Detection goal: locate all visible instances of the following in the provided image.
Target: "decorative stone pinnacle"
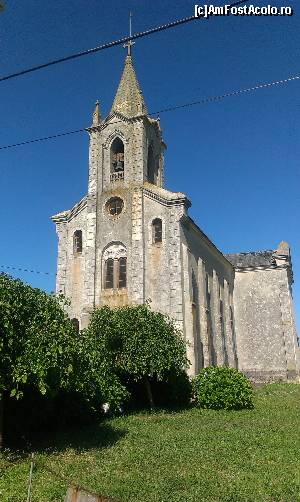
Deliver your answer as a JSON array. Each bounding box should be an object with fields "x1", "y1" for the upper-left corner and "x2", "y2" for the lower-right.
[{"x1": 92, "y1": 100, "x2": 101, "y2": 126}]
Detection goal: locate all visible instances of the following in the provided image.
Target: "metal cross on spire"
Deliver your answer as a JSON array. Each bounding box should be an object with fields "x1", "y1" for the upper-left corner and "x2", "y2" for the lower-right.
[{"x1": 123, "y1": 12, "x2": 135, "y2": 56}]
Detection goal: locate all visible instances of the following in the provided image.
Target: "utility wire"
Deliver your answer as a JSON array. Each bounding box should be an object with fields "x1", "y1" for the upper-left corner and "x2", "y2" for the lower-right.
[
  {"x1": 0, "y1": 128, "x2": 86, "y2": 150},
  {"x1": 0, "y1": 73, "x2": 299, "y2": 151},
  {"x1": 0, "y1": 0, "x2": 250, "y2": 83},
  {"x1": 0, "y1": 264, "x2": 55, "y2": 276},
  {"x1": 153, "y1": 74, "x2": 300, "y2": 114}
]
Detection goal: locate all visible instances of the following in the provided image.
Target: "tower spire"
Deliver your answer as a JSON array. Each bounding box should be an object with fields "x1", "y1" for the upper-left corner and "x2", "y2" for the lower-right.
[{"x1": 111, "y1": 17, "x2": 148, "y2": 118}]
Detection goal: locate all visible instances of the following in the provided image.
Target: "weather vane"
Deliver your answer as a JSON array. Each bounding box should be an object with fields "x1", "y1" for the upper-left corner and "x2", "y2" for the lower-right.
[{"x1": 123, "y1": 12, "x2": 135, "y2": 56}]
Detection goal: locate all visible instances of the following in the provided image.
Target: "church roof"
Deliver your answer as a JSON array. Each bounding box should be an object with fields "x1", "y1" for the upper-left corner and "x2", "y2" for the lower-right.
[
  {"x1": 225, "y1": 250, "x2": 276, "y2": 268},
  {"x1": 111, "y1": 55, "x2": 148, "y2": 118}
]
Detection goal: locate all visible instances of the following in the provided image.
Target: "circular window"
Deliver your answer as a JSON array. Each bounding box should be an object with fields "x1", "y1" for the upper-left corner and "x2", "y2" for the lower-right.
[{"x1": 106, "y1": 197, "x2": 124, "y2": 216}]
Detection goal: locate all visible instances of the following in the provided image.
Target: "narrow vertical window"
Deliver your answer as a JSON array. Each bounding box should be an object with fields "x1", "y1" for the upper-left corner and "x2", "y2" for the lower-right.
[
  {"x1": 205, "y1": 274, "x2": 210, "y2": 308},
  {"x1": 118, "y1": 257, "x2": 127, "y2": 288},
  {"x1": 71, "y1": 318, "x2": 80, "y2": 333},
  {"x1": 229, "y1": 306, "x2": 234, "y2": 332},
  {"x1": 152, "y1": 218, "x2": 162, "y2": 243},
  {"x1": 147, "y1": 145, "x2": 155, "y2": 184},
  {"x1": 192, "y1": 271, "x2": 198, "y2": 304},
  {"x1": 105, "y1": 258, "x2": 114, "y2": 289},
  {"x1": 73, "y1": 230, "x2": 82, "y2": 254}
]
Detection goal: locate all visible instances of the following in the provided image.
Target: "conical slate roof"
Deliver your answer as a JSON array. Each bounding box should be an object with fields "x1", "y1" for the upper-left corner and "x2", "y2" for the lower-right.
[{"x1": 111, "y1": 55, "x2": 148, "y2": 117}]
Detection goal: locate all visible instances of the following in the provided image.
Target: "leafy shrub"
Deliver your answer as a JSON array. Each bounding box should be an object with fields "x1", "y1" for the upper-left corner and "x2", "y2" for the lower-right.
[{"x1": 192, "y1": 366, "x2": 254, "y2": 410}]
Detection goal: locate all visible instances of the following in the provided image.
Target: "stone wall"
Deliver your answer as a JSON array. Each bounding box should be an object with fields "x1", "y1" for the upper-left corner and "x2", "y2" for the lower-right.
[
  {"x1": 233, "y1": 265, "x2": 300, "y2": 381},
  {"x1": 180, "y1": 218, "x2": 237, "y2": 375}
]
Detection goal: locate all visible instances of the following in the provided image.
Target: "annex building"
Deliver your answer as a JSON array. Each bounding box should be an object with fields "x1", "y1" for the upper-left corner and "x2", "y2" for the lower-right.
[{"x1": 52, "y1": 46, "x2": 299, "y2": 382}]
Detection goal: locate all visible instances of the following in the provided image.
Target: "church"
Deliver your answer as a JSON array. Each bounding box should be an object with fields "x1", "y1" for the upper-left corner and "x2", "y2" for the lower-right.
[{"x1": 52, "y1": 44, "x2": 299, "y2": 382}]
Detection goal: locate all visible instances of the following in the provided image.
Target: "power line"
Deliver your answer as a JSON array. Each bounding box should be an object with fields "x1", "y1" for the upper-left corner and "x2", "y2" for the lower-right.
[
  {"x1": 0, "y1": 0, "x2": 250, "y2": 83},
  {"x1": 0, "y1": 128, "x2": 86, "y2": 150},
  {"x1": 0, "y1": 73, "x2": 299, "y2": 151},
  {"x1": 153, "y1": 74, "x2": 300, "y2": 114},
  {"x1": 0, "y1": 264, "x2": 55, "y2": 276}
]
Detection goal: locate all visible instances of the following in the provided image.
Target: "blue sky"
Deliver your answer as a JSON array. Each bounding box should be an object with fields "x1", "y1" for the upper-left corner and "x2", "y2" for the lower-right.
[{"x1": 0, "y1": 0, "x2": 299, "y2": 329}]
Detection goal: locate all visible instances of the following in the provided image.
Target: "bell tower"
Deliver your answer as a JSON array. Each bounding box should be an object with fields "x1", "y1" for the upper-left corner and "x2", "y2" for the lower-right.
[{"x1": 87, "y1": 47, "x2": 166, "y2": 197}]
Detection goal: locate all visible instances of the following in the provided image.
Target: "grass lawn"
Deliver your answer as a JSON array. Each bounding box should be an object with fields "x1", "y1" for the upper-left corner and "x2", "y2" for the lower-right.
[{"x1": 1, "y1": 383, "x2": 300, "y2": 502}]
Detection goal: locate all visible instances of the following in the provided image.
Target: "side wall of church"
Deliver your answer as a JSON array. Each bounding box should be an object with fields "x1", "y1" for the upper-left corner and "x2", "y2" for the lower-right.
[
  {"x1": 233, "y1": 267, "x2": 300, "y2": 381},
  {"x1": 180, "y1": 221, "x2": 237, "y2": 376}
]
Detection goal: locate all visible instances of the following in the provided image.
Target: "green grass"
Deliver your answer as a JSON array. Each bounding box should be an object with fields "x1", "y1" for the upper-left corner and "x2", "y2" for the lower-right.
[{"x1": 1, "y1": 383, "x2": 300, "y2": 502}]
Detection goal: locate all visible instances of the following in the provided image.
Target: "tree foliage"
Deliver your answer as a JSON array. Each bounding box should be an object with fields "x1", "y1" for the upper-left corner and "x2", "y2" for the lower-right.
[
  {"x1": 0, "y1": 274, "x2": 128, "y2": 446},
  {"x1": 85, "y1": 303, "x2": 189, "y2": 406},
  {"x1": 0, "y1": 273, "x2": 77, "y2": 400}
]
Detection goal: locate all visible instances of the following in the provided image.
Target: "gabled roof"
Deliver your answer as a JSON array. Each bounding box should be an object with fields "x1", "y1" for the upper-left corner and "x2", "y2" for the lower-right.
[
  {"x1": 111, "y1": 55, "x2": 148, "y2": 118},
  {"x1": 225, "y1": 250, "x2": 276, "y2": 268}
]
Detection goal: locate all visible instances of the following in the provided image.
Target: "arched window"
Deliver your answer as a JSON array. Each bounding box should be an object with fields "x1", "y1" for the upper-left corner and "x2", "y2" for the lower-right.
[
  {"x1": 103, "y1": 243, "x2": 127, "y2": 290},
  {"x1": 111, "y1": 138, "x2": 124, "y2": 173},
  {"x1": 71, "y1": 318, "x2": 80, "y2": 333},
  {"x1": 152, "y1": 218, "x2": 162, "y2": 244},
  {"x1": 73, "y1": 230, "x2": 82, "y2": 254}
]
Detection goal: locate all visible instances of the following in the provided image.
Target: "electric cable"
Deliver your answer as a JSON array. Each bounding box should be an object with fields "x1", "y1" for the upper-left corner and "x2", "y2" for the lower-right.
[
  {"x1": 0, "y1": 73, "x2": 299, "y2": 151},
  {"x1": 0, "y1": 0, "x2": 250, "y2": 83}
]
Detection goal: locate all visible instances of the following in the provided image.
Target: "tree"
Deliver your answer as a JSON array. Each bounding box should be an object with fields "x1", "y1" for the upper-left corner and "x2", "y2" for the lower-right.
[
  {"x1": 0, "y1": 274, "x2": 78, "y2": 448},
  {"x1": 85, "y1": 304, "x2": 189, "y2": 408},
  {"x1": 0, "y1": 274, "x2": 128, "y2": 448}
]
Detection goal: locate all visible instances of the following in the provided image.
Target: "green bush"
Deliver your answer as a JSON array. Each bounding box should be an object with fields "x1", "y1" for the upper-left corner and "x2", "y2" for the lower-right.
[{"x1": 192, "y1": 366, "x2": 254, "y2": 410}]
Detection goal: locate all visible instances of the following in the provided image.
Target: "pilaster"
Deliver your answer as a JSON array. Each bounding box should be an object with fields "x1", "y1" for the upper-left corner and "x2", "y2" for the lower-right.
[
  {"x1": 212, "y1": 270, "x2": 224, "y2": 365},
  {"x1": 181, "y1": 244, "x2": 196, "y2": 376},
  {"x1": 223, "y1": 280, "x2": 236, "y2": 367},
  {"x1": 130, "y1": 188, "x2": 145, "y2": 303}
]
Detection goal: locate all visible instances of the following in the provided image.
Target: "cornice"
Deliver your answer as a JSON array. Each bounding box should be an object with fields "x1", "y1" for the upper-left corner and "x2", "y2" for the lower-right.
[
  {"x1": 143, "y1": 186, "x2": 190, "y2": 208},
  {"x1": 51, "y1": 196, "x2": 87, "y2": 224}
]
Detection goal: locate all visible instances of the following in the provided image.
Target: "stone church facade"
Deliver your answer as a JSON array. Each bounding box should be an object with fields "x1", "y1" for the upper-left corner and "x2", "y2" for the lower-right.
[{"x1": 52, "y1": 50, "x2": 299, "y2": 382}]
